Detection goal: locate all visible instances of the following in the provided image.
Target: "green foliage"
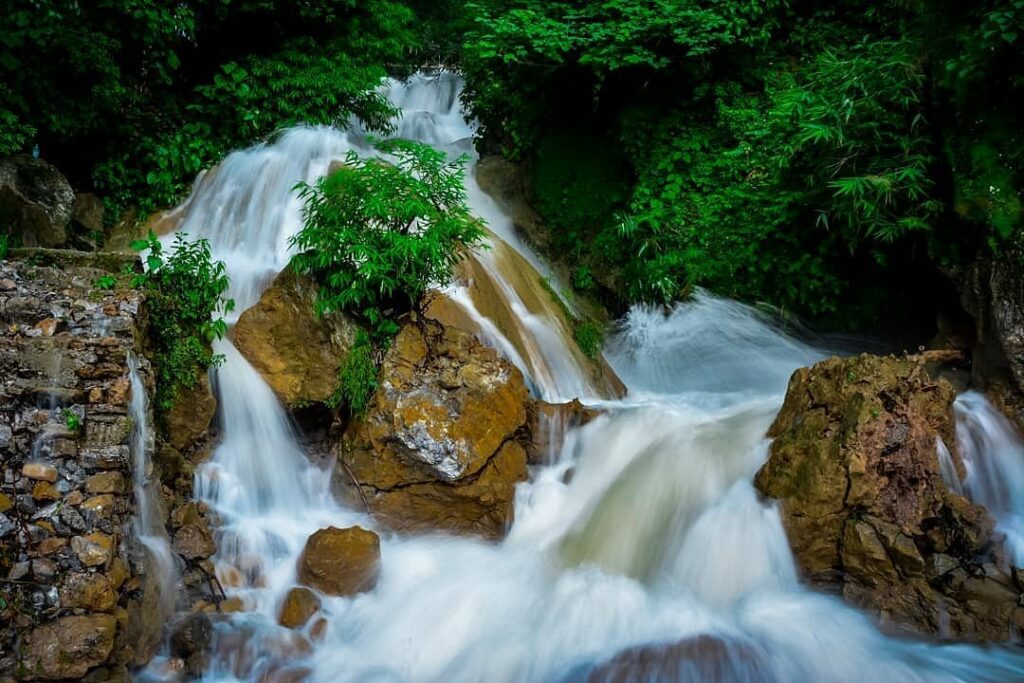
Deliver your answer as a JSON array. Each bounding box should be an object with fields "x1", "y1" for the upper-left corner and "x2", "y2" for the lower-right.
[
  {"x1": 93, "y1": 275, "x2": 117, "y2": 290},
  {"x1": 290, "y1": 140, "x2": 486, "y2": 340},
  {"x1": 0, "y1": 235, "x2": 7, "y2": 260},
  {"x1": 573, "y1": 320, "x2": 605, "y2": 360},
  {"x1": 62, "y1": 408, "x2": 81, "y2": 432},
  {"x1": 328, "y1": 331, "x2": 379, "y2": 416},
  {"x1": 131, "y1": 232, "x2": 233, "y2": 413}
]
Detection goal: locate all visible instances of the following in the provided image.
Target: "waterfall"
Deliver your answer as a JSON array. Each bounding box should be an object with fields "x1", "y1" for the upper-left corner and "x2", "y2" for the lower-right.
[
  {"x1": 954, "y1": 391, "x2": 1024, "y2": 564},
  {"x1": 145, "y1": 72, "x2": 1024, "y2": 682},
  {"x1": 127, "y1": 354, "x2": 180, "y2": 621}
]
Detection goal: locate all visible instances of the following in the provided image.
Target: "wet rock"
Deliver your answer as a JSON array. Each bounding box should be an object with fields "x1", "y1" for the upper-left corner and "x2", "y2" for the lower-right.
[
  {"x1": 31, "y1": 480, "x2": 60, "y2": 502},
  {"x1": 173, "y1": 521, "x2": 217, "y2": 560},
  {"x1": 85, "y1": 471, "x2": 124, "y2": 494},
  {"x1": 582, "y1": 635, "x2": 776, "y2": 683},
  {"x1": 755, "y1": 353, "x2": 1024, "y2": 640},
  {"x1": 525, "y1": 398, "x2": 603, "y2": 464},
  {"x1": 21, "y1": 614, "x2": 118, "y2": 679},
  {"x1": 233, "y1": 268, "x2": 359, "y2": 406},
  {"x1": 164, "y1": 372, "x2": 217, "y2": 451},
  {"x1": 72, "y1": 532, "x2": 113, "y2": 567},
  {"x1": 72, "y1": 192, "x2": 105, "y2": 235},
  {"x1": 0, "y1": 155, "x2": 74, "y2": 247},
  {"x1": 279, "y1": 586, "x2": 320, "y2": 628},
  {"x1": 337, "y1": 318, "x2": 529, "y2": 538},
  {"x1": 170, "y1": 613, "x2": 213, "y2": 674},
  {"x1": 297, "y1": 526, "x2": 380, "y2": 597},
  {"x1": 22, "y1": 462, "x2": 58, "y2": 482},
  {"x1": 60, "y1": 572, "x2": 116, "y2": 611}
]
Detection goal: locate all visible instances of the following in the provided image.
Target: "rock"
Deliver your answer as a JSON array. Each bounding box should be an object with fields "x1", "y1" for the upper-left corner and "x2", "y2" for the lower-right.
[
  {"x1": 0, "y1": 155, "x2": 74, "y2": 248},
  {"x1": 31, "y1": 480, "x2": 60, "y2": 501},
  {"x1": 34, "y1": 318, "x2": 63, "y2": 337},
  {"x1": 22, "y1": 462, "x2": 58, "y2": 482},
  {"x1": 525, "y1": 398, "x2": 603, "y2": 464},
  {"x1": 755, "y1": 353, "x2": 1024, "y2": 640},
  {"x1": 278, "y1": 586, "x2": 320, "y2": 628},
  {"x1": 72, "y1": 533, "x2": 114, "y2": 567},
  {"x1": 60, "y1": 572, "x2": 116, "y2": 611},
  {"x1": 337, "y1": 318, "x2": 530, "y2": 538},
  {"x1": 82, "y1": 494, "x2": 117, "y2": 519},
  {"x1": 21, "y1": 614, "x2": 118, "y2": 679},
  {"x1": 173, "y1": 521, "x2": 216, "y2": 560},
  {"x1": 297, "y1": 526, "x2": 380, "y2": 597},
  {"x1": 85, "y1": 471, "x2": 124, "y2": 494},
  {"x1": 163, "y1": 372, "x2": 216, "y2": 451},
  {"x1": 582, "y1": 635, "x2": 775, "y2": 683},
  {"x1": 72, "y1": 193, "x2": 105, "y2": 234},
  {"x1": 169, "y1": 613, "x2": 213, "y2": 662},
  {"x1": 233, "y1": 268, "x2": 359, "y2": 406},
  {"x1": 0, "y1": 494, "x2": 10, "y2": 513}
]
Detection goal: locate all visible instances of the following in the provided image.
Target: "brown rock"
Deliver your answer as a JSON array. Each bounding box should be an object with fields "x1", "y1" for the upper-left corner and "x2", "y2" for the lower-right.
[
  {"x1": 60, "y1": 572, "x2": 116, "y2": 611},
  {"x1": 233, "y1": 268, "x2": 359, "y2": 406},
  {"x1": 525, "y1": 398, "x2": 603, "y2": 464},
  {"x1": 73, "y1": 192, "x2": 105, "y2": 234},
  {"x1": 22, "y1": 462, "x2": 58, "y2": 482},
  {"x1": 297, "y1": 526, "x2": 380, "y2": 597},
  {"x1": 164, "y1": 372, "x2": 217, "y2": 451},
  {"x1": 85, "y1": 471, "x2": 125, "y2": 494},
  {"x1": 337, "y1": 319, "x2": 530, "y2": 539},
  {"x1": 174, "y1": 521, "x2": 216, "y2": 560},
  {"x1": 37, "y1": 537, "x2": 67, "y2": 555},
  {"x1": 82, "y1": 494, "x2": 117, "y2": 519},
  {"x1": 586, "y1": 635, "x2": 776, "y2": 683},
  {"x1": 34, "y1": 317, "x2": 64, "y2": 337},
  {"x1": 31, "y1": 480, "x2": 60, "y2": 501},
  {"x1": 21, "y1": 614, "x2": 118, "y2": 679},
  {"x1": 72, "y1": 532, "x2": 114, "y2": 567},
  {"x1": 0, "y1": 493, "x2": 11, "y2": 513},
  {"x1": 278, "y1": 586, "x2": 321, "y2": 628},
  {"x1": 755, "y1": 353, "x2": 1024, "y2": 640}
]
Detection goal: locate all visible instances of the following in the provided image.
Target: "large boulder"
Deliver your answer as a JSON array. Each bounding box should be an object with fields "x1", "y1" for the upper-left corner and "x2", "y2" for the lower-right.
[
  {"x1": 336, "y1": 317, "x2": 530, "y2": 539},
  {"x1": 579, "y1": 636, "x2": 775, "y2": 683},
  {"x1": 297, "y1": 526, "x2": 380, "y2": 597},
  {"x1": 0, "y1": 155, "x2": 74, "y2": 248},
  {"x1": 21, "y1": 614, "x2": 118, "y2": 679},
  {"x1": 755, "y1": 353, "x2": 1024, "y2": 640},
  {"x1": 233, "y1": 268, "x2": 359, "y2": 406},
  {"x1": 163, "y1": 372, "x2": 217, "y2": 451}
]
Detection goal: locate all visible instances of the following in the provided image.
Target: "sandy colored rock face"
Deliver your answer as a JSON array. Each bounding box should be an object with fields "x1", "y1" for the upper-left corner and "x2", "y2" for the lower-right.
[
  {"x1": 21, "y1": 614, "x2": 118, "y2": 680},
  {"x1": 163, "y1": 372, "x2": 217, "y2": 451},
  {"x1": 297, "y1": 526, "x2": 380, "y2": 597},
  {"x1": 337, "y1": 319, "x2": 530, "y2": 539},
  {"x1": 233, "y1": 268, "x2": 358, "y2": 406},
  {"x1": 756, "y1": 353, "x2": 1024, "y2": 641}
]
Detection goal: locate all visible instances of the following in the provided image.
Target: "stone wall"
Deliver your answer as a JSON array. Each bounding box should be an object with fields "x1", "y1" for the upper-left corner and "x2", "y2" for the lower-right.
[{"x1": 0, "y1": 251, "x2": 164, "y2": 680}]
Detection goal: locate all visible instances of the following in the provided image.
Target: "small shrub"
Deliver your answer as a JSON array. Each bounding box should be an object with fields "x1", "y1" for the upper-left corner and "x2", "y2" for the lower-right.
[
  {"x1": 93, "y1": 275, "x2": 116, "y2": 290},
  {"x1": 131, "y1": 231, "x2": 234, "y2": 413},
  {"x1": 327, "y1": 331, "x2": 379, "y2": 416},
  {"x1": 62, "y1": 408, "x2": 81, "y2": 431}
]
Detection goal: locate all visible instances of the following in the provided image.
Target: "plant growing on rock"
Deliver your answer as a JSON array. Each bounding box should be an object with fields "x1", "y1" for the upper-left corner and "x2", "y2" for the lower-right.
[
  {"x1": 290, "y1": 139, "x2": 485, "y2": 410},
  {"x1": 291, "y1": 140, "x2": 486, "y2": 337},
  {"x1": 131, "y1": 231, "x2": 234, "y2": 413}
]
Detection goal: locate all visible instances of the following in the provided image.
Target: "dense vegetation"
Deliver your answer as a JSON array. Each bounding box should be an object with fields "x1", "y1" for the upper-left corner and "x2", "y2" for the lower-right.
[
  {"x1": 2, "y1": 0, "x2": 1021, "y2": 330},
  {"x1": 130, "y1": 232, "x2": 234, "y2": 413},
  {"x1": 291, "y1": 140, "x2": 485, "y2": 413}
]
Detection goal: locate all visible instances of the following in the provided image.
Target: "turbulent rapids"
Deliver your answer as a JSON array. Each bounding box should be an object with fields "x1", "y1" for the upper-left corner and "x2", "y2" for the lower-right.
[{"x1": 140, "y1": 73, "x2": 1024, "y2": 682}]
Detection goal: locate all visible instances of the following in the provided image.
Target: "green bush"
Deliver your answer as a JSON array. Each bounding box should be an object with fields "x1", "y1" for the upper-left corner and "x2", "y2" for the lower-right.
[
  {"x1": 290, "y1": 139, "x2": 486, "y2": 340},
  {"x1": 328, "y1": 331, "x2": 379, "y2": 417},
  {"x1": 131, "y1": 232, "x2": 234, "y2": 413}
]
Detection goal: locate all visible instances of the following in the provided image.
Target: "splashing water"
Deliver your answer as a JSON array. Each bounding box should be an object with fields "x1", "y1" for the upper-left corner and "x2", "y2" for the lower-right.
[
  {"x1": 954, "y1": 391, "x2": 1024, "y2": 564},
  {"x1": 149, "y1": 72, "x2": 1024, "y2": 682}
]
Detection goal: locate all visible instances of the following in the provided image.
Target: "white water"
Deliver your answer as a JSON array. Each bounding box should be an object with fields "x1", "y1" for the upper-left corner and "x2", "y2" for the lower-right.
[
  {"x1": 954, "y1": 392, "x2": 1024, "y2": 565},
  {"x1": 146, "y1": 73, "x2": 1024, "y2": 682}
]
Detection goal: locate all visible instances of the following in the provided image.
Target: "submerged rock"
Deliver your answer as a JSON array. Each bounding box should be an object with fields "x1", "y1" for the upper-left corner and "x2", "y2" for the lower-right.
[
  {"x1": 0, "y1": 155, "x2": 74, "y2": 248},
  {"x1": 581, "y1": 635, "x2": 776, "y2": 683},
  {"x1": 336, "y1": 318, "x2": 529, "y2": 539},
  {"x1": 233, "y1": 268, "x2": 358, "y2": 406},
  {"x1": 756, "y1": 353, "x2": 1024, "y2": 640},
  {"x1": 279, "y1": 586, "x2": 321, "y2": 628},
  {"x1": 297, "y1": 526, "x2": 380, "y2": 597}
]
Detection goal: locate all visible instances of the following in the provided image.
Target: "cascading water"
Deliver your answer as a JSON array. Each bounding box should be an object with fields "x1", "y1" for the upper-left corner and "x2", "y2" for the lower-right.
[
  {"x1": 148, "y1": 72, "x2": 1024, "y2": 682},
  {"x1": 954, "y1": 391, "x2": 1024, "y2": 565}
]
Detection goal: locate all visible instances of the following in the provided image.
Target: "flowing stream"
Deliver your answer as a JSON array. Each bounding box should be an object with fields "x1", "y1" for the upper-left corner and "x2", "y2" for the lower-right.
[{"x1": 150, "y1": 72, "x2": 1024, "y2": 682}]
